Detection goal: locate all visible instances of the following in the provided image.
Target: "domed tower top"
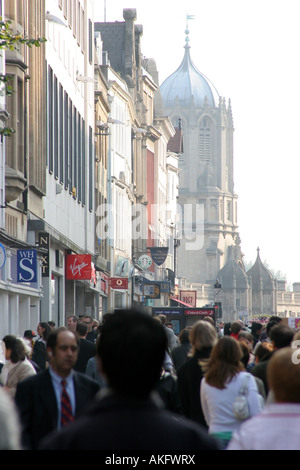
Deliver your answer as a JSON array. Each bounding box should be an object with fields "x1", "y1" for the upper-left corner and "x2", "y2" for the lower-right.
[{"x1": 160, "y1": 21, "x2": 219, "y2": 108}]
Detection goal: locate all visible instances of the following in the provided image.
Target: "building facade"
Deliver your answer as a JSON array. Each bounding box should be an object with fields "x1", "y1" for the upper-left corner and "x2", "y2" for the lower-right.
[{"x1": 0, "y1": 0, "x2": 45, "y2": 340}]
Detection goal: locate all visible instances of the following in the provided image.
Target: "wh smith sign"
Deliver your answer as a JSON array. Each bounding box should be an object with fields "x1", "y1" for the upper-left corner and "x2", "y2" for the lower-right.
[{"x1": 17, "y1": 249, "x2": 38, "y2": 283}]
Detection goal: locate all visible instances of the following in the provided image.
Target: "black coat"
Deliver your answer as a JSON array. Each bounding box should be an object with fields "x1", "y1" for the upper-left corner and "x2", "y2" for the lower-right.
[
  {"x1": 14, "y1": 368, "x2": 100, "y2": 450},
  {"x1": 31, "y1": 339, "x2": 48, "y2": 371},
  {"x1": 40, "y1": 393, "x2": 220, "y2": 450},
  {"x1": 251, "y1": 350, "x2": 274, "y2": 396},
  {"x1": 177, "y1": 347, "x2": 212, "y2": 428},
  {"x1": 171, "y1": 343, "x2": 191, "y2": 372},
  {"x1": 74, "y1": 338, "x2": 96, "y2": 373}
]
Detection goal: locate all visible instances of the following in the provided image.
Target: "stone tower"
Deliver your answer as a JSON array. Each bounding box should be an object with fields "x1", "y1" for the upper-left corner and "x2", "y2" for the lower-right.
[{"x1": 160, "y1": 27, "x2": 240, "y2": 287}]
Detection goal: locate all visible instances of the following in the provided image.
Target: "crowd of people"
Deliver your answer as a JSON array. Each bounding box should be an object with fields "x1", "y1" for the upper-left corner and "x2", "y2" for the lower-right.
[{"x1": 0, "y1": 310, "x2": 299, "y2": 451}]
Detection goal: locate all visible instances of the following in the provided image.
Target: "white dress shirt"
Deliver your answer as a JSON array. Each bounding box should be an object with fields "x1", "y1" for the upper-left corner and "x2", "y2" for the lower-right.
[{"x1": 227, "y1": 403, "x2": 300, "y2": 450}]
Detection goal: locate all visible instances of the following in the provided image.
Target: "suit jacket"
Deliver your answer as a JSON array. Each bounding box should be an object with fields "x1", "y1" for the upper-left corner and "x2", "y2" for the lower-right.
[
  {"x1": 40, "y1": 392, "x2": 220, "y2": 450},
  {"x1": 74, "y1": 338, "x2": 96, "y2": 373},
  {"x1": 15, "y1": 368, "x2": 100, "y2": 450}
]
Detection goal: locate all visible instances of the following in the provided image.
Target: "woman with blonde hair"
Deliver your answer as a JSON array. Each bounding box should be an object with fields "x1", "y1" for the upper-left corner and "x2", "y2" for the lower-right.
[
  {"x1": 177, "y1": 320, "x2": 218, "y2": 427},
  {"x1": 200, "y1": 336, "x2": 262, "y2": 448}
]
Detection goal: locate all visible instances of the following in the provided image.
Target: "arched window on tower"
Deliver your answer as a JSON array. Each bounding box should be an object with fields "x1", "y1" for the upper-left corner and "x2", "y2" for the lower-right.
[{"x1": 198, "y1": 118, "x2": 211, "y2": 162}]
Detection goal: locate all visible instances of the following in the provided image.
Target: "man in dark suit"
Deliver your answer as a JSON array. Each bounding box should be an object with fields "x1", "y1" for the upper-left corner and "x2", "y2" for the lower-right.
[
  {"x1": 40, "y1": 309, "x2": 220, "y2": 451},
  {"x1": 15, "y1": 327, "x2": 100, "y2": 450}
]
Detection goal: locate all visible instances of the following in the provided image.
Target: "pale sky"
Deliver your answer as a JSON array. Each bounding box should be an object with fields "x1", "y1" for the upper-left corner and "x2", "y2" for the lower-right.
[{"x1": 95, "y1": 0, "x2": 300, "y2": 285}]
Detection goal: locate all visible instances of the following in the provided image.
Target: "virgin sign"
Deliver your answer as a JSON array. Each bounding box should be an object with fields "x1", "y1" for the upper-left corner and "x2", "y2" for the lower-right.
[{"x1": 66, "y1": 254, "x2": 92, "y2": 280}]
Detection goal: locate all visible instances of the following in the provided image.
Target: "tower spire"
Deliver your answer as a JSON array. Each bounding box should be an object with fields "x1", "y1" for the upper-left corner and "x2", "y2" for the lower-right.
[{"x1": 185, "y1": 14, "x2": 195, "y2": 48}]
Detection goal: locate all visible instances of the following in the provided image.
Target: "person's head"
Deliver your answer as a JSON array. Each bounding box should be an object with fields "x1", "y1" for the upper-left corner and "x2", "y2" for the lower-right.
[
  {"x1": 238, "y1": 331, "x2": 254, "y2": 352},
  {"x1": 47, "y1": 321, "x2": 56, "y2": 331},
  {"x1": 82, "y1": 315, "x2": 94, "y2": 332},
  {"x1": 205, "y1": 336, "x2": 244, "y2": 389},
  {"x1": 269, "y1": 324, "x2": 294, "y2": 350},
  {"x1": 239, "y1": 341, "x2": 250, "y2": 369},
  {"x1": 66, "y1": 315, "x2": 78, "y2": 333},
  {"x1": 223, "y1": 322, "x2": 232, "y2": 336},
  {"x1": 188, "y1": 320, "x2": 218, "y2": 356},
  {"x1": 158, "y1": 314, "x2": 166, "y2": 325},
  {"x1": 37, "y1": 322, "x2": 52, "y2": 340},
  {"x1": 23, "y1": 330, "x2": 36, "y2": 345},
  {"x1": 202, "y1": 316, "x2": 215, "y2": 326},
  {"x1": 178, "y1": 328, "x2": 191, "y2": 345},
  {"x1": 98, "y1": 313, "x2": 114, "y2": 335},
  {"x1": 46, "y1": 328, "x2": 79, "y2": 378},
  {"x1": 166, "y1": 322, "x2": 173, "y2": 330},
  {"x1": 268, "y1": 316, "x2": 282, "y2": 325},
  {"x1": 24, "y1": 330, "x2": 36, "y2": 339},
  {"x1": 267, "y1": 347, "x2": 300, "y2": 403},
  {"x1": 76, "y1": 322, "x2": 88, "y2": 338},
  {"x1": 254, "y1": 342, "x2": 272, "y2": 364},
  {"x1": 266, "y1": 320, "x2": 278, "y2": 338},
  {"x1": 230, "y1": 321, "x2": 242, "y2": 335},
  {"x1": 251, "y1": 322, "x2": 263, "y2": 336},
  {"x1": 96, "y1": 309, "x2": 167, "y2": 398},
  {"x1": 2, "y1": 335, "x2": 30, "y2": 363}
]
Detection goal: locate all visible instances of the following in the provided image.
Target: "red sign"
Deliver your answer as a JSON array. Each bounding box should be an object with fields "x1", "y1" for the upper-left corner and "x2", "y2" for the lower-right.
[
  {"x1": 101, "y1": 273, "x2": 109, "y2": 294},
  {"x1": 110, "y1": 278, "x2": 128, "y2": 289},
  {"x1": 184, "y1": 309, "x2": 215, "y2": 316},
  {"x1": 66, "y1": 254, "x2": 92, "y2": 280}
]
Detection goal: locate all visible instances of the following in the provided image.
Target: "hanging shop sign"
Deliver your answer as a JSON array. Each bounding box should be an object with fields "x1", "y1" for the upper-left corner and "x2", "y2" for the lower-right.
[
  {"x1": 159, "y1": 281, "x2": 171, "y2": 293},
  {"x1": 90, "y1": 262, "x2": 97, "y2": 287},
  {"x1": 137, "y1": 254, "x2": 152, "y2": 270},
  {"x1": 115, "y1": 256, "x2": 129, "y2": 277},
  {"x1": 17, "y1": 249, "x2": 38, "y2": 283},
  {"x1": 148, "y1": 247, "x2": 168, "y2": 266},
  {"x1": 0, "y1": 243, "x2": 6, "y2": 269},
  {"x1": 66, "y1": 254, "x2": 92, "y2": 280},
  {"x1": 143, "y1": 283, "x2": 161, "y2": 299},
  {"x1": 100, "y1": 272, "x2": 109, "y2": 294},
  {"x1": 39, "y1": 232, "x2": 50, "y2": 277},
  {"x1": 180, "y1": 290, "x2": 197, "y2": 307},
  {"x1": 110, "y1": 277, "x2": 128, "y2": 289}
]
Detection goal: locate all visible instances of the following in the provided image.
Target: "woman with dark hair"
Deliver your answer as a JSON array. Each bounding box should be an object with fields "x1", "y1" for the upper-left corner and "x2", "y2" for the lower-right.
[
  {"x1": 200, "y1": 336, "x2": 262, "y2": 448},
  {"x1": 177, "y1": 320, "x2": 218, "y2": 427},
  {"x1": 32, "y1": 322, "x2": 52, "y2": 371},
  {"x1": 0, "y1": 335, "x2": 36, "y2": 398}
]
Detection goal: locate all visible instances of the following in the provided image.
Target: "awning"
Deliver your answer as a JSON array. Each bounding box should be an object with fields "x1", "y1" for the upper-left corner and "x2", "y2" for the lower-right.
[{"x1": 170, "y1": 296, "x2": 194, "y2": 308}]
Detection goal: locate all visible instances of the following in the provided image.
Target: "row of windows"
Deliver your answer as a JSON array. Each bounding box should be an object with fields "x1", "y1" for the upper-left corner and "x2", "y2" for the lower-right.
[
  {"x1": 47, "y1": 65, "x2": 93, "y2": 211},
  {"x1": 58, "y1": 0, "x2": 93, "y2": 63}
]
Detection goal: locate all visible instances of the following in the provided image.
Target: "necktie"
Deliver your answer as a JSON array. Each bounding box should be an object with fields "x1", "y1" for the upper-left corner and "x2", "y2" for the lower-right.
[{"x1": 60, "y1": 379, "x2": 74, "y2": 426}]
